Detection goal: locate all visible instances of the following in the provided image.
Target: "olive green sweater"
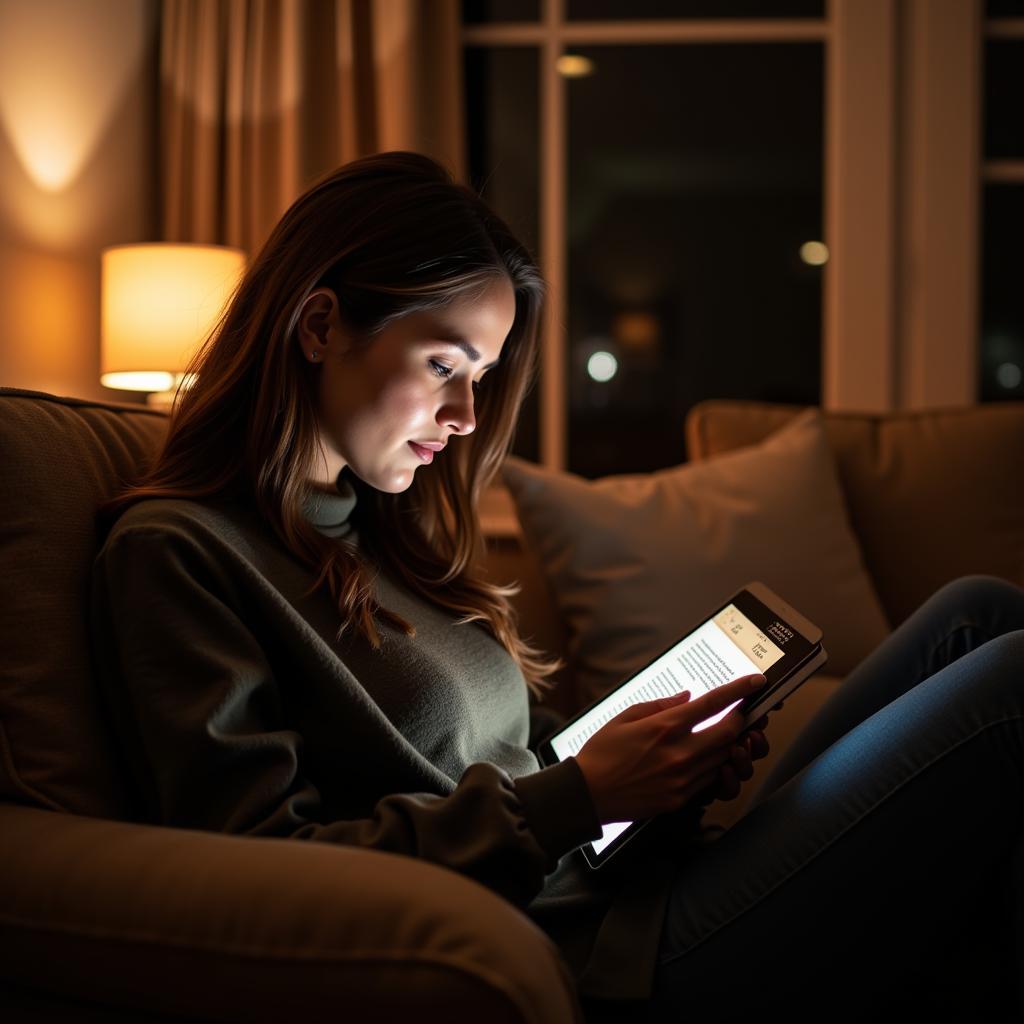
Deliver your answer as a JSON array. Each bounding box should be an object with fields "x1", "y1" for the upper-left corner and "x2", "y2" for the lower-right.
[{"x1": 89, "y1": 469, "x2": 683, "y2": 1002}]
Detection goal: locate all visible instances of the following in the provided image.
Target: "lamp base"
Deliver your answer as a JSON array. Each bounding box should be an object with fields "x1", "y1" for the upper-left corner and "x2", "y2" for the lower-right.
[
  {"x1": 145, "y1": 390, "x2": 176, "y2": 411},
  {"x1": 144, "y1": 372, "x2": 192, "y2": 412}
]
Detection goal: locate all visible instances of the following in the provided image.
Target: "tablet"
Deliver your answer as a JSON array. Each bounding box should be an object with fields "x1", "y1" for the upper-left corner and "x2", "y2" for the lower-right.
[{"x1": 537, "y1": 580, "x2": 828, "y2": 870}]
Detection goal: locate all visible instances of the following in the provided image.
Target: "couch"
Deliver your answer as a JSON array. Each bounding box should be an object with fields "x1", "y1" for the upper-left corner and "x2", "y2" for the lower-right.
[
  {"x1": 0, "y1": 388, "x2": 584, "y2": 1023},
  {"x1": 1, "y1": 387, "x2": 1021, "y2": 1019}
]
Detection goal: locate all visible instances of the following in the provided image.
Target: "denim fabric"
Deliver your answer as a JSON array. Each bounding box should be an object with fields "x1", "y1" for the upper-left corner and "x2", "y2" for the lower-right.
[{"x1": 642, "y1": 574, "x2": 1024, "y2": 1022}]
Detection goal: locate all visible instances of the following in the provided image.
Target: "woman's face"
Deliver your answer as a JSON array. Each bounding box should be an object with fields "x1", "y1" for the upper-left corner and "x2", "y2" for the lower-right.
[{"x1": 297, "y1": 275, "x2": 516, "y2": 494}]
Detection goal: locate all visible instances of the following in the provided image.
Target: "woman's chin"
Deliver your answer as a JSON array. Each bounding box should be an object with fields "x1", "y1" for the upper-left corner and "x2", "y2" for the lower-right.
[{"x1": 350, "y1": 467, "x2": 416, "y2": 494}]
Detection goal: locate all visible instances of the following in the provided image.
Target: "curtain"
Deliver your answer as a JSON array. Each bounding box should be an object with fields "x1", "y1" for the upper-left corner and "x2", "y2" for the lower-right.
[{"x1": 159, "y1": 0, "x2": 467, "y2": 254}]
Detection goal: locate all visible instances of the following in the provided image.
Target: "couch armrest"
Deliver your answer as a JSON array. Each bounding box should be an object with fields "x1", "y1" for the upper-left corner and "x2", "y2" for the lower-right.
[{"x1": 0, "y1": 803, "x2": 582, "y2": 1023}]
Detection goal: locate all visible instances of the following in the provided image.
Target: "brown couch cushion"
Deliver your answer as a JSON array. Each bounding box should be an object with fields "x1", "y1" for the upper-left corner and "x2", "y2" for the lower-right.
[
  {"x1": 685, "y1": 400, "x2": 1024, "y2": 626},
  {"x1": 0, "y1": 388, "x2": 169, "y2": 817}
]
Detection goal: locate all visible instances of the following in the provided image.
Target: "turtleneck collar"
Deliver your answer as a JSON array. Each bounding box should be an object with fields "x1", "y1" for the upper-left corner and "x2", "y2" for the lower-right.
[{"x1": 302, "y1": 471, "x2": 358, "y2": 541}]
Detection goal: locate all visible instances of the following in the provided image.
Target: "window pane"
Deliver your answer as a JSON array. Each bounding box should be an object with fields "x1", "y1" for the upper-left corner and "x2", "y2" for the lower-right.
[
  {"x1": 462, "y1": 0, "x2": 540, "y2": 24},
  {"x1": 979, "y1": 185, "x2": 1024, "y2": 403},
  {"x1": 569, "y1": 0, "x2": 824, "y2": 19},
  {"x1": 464, "y1": 45, "x2": 541, "y2": 461},
  {"x1": 984, "y1": 40, "x2": 1024, "y2": 160},
  {"x1": 567, "y1": 43, "x2": 823, "y2": 477},
  {"x1": 986, "y1": 0, "x2": 1024, "y2": 16}
]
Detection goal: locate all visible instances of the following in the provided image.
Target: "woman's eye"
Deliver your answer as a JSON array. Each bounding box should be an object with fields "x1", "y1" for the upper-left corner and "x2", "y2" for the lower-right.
[{"x1": 429, "y1": 359, "x2": 483, "y2": 391}]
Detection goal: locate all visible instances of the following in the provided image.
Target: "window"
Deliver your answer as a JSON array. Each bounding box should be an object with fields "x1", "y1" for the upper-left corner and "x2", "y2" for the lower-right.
[
  {"x1": 463, "y1": 1, "x2": 1004, "y2": 490},
  {"x1": 463, "y1": 1, "x2": 826, "y2": 478},
  {"x1": 562, "y1": 41, "x2": 822, "y2": 476},
  {"x1": 979, "y1": 3, "x2": 1024, "y2": 402}
]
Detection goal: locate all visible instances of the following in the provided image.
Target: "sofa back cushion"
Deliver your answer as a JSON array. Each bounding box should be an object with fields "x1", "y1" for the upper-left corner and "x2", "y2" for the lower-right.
[
  {"x1": 685, "y1": 400, "x2": 1024, "y2": 626},
  {"x1": 0, "y1": 388, "x2": 169, "y2": 816}
]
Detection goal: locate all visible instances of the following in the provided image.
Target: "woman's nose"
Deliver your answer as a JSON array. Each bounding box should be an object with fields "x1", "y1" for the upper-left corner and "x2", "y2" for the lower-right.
[{"x1": 439, "y1": 382, "x2": 476, "y2": 436}]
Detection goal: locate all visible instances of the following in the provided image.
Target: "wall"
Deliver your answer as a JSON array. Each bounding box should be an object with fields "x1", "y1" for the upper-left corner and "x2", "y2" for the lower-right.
[{"x1": 0, "y1": 0, "x2": 159, "y2": 402}]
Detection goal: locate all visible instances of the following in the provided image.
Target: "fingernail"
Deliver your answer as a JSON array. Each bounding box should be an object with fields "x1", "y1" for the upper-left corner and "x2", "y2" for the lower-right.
[{"x1": 751, "y1": 674, "x2": 767, "y2": 687}]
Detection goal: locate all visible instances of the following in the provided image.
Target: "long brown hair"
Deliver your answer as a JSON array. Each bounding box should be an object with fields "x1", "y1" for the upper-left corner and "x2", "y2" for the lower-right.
[{"x1": 97, "y1": 150, "x2": 563, "y2": 700}]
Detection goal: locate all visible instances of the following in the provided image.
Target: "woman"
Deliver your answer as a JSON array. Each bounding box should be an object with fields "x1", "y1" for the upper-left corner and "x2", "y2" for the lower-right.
[{"x1": 90, "y1": 151, "x2": 1024, "y2": 1021}]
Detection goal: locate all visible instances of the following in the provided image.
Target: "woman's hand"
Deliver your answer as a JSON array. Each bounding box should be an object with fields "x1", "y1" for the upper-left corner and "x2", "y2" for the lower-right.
[
  {"x1": 695, "y1": 713, "x2": 770, "y2": 804},
  {"x1": 692, "y1": 698, "x2": 785, "y2": 805},
  {"x1": 574, "y1": 673, "x2": 770, "y2": 825}
]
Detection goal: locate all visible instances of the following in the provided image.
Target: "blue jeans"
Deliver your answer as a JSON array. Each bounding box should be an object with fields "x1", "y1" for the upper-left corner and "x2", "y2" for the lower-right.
[{"x1": 645, "y1": 574, "x2": 1024, "y2": 1022}]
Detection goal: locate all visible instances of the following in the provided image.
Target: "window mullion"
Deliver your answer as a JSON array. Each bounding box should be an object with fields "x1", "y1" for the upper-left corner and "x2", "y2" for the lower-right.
[
  {"x1": 824, "y1": 0, "x2": 898, "y2": 412},
  {"x1": 898, "y1": 0, "x2": 981, "y2": 409},
  {"x1": 540, "y1": 0, "x2": 568, "y2": 470}
]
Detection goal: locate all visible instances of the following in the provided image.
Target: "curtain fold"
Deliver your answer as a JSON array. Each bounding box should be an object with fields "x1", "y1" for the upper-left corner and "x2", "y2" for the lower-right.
[{"x1": 160, "y1": 0, "x2": 467, "y2": 254}]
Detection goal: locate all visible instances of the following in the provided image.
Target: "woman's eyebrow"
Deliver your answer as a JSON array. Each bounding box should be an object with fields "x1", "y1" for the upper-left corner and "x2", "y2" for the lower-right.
[{"x1": 430, "y1": 332, "x2": 500, "y2": 369}]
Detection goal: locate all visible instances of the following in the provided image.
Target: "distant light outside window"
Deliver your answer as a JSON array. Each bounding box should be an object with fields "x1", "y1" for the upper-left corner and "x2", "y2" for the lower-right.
[
  {"x1": 566, "y1": 42, "x2": 823, "y2": 477},
  {"x1": 464, "y1": 45, "x2": 542, "y2": 462}
]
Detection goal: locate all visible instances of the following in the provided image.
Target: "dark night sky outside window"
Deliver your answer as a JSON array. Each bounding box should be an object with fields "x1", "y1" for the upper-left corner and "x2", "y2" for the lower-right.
[
  {"x1": 567, "y1": 0, "x2": 824, "y2": 19},
  {"x1": 565, "y1": 42, "x2": 822, "y2": 476},
  {"x1": 980, "y1": 25, "x2": 1024, "y2": 403},
  {"x1": 463, "y1": 5, "x2": 826, "y2": 476}
]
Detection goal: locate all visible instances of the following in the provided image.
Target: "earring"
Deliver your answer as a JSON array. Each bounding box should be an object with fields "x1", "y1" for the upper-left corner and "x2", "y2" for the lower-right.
[{"x1": 310, "y1": 350, "x2": 319, "y2": 361}]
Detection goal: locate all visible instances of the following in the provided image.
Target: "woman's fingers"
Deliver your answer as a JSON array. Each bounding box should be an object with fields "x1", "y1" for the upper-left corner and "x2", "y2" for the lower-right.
[
  {"x1": 625, "y1": 688, "x2": 693, "y2": 722},
  {"x1": 585, "y1": 675, "x2": 774, "y2": 822},
  {"x1": 747, "y1": 729, "x2": 770, "y2": 760},
  {"x1": 713, "y1": 763, "x2": 742, "y2": 801},
  {"x1": 729, "y1": 743, "x2": 754, "y2": 780},
  {"x1": 676, "y1": 674, "x2": 767, "y2": 734},
  {"x1": 683, "y1": 767, "x2": 723, "y2": 806}
]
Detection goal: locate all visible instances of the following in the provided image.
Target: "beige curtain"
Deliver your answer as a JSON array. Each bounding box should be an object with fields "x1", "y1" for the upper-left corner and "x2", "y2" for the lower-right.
[{"x1": 160, "y1": 0, "x2": 467, "y2": 254}]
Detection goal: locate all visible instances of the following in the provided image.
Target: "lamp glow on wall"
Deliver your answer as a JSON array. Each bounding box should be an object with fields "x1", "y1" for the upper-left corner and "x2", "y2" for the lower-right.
[{"x1": 100, "y1": 243, "x2": 247, "y2": 407}]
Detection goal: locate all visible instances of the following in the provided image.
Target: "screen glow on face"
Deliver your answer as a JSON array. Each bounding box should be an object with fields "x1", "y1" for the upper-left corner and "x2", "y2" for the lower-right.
[{"x1": 552, "y1": 603, "x2": 784, "y2": 855}]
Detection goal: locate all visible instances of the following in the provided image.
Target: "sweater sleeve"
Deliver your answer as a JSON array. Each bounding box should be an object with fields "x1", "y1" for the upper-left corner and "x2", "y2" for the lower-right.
[{"x1": 88, "y1": 523, "x2": 603, "y2": 910}]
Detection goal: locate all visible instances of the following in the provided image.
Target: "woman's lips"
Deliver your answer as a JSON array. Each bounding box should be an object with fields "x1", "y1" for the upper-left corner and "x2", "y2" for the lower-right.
[{"x1": 408, "y1": 441, "x2": 435, "y2": 463}]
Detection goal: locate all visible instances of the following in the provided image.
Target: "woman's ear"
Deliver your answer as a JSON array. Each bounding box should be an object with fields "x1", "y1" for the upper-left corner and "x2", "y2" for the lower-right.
[{"x1": 297, "y1": 288, "x2": 348, "y2": 359}]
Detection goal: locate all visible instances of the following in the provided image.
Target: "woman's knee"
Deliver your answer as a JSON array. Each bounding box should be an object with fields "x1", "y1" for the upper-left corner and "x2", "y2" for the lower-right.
[
  {"x1": 981, "y1": 627, "x2": 1024, "y2": 667},
  {"x1": 944, "y1": 628, "x2": 1024, "y2": 710},
  {"x1": 924, "y1": 573, "x2": 1024, "y2": 623}
]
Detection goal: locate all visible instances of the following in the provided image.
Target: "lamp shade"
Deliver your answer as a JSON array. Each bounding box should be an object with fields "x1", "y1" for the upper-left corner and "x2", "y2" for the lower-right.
[{"x1": 100, "y1": 243, "x2": 246, "y2": 392}]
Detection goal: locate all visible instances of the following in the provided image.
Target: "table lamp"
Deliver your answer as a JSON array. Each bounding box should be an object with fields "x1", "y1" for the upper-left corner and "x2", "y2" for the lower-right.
[{"x1": 100, "y1": 243, "x2": 247, "y2": 409}]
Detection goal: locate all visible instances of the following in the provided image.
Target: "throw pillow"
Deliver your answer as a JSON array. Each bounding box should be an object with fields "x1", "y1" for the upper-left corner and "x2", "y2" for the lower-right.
[{"x1": 501, "y1": 408, "x2": 890, "y2": 706}]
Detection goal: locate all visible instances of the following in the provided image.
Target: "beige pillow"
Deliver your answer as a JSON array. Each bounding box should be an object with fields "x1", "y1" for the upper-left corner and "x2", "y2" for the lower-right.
[{"x1": 501, "y1": 408, "x2": 890, "y2": 706}]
